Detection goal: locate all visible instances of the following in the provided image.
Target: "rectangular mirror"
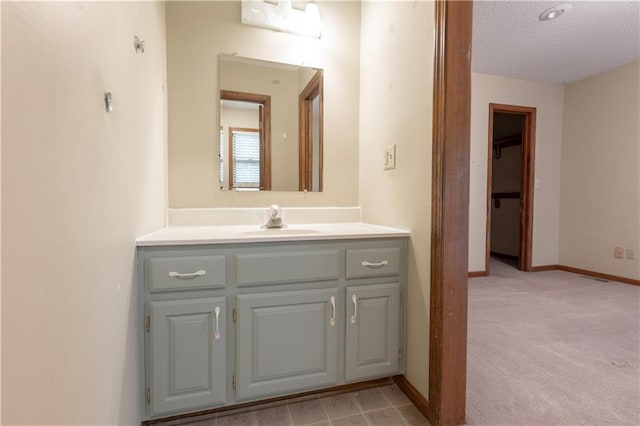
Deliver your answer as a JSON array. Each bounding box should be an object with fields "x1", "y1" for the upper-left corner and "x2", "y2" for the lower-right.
[{"x1": 219, "y1": 55, "x2": 323, "y2": 192}]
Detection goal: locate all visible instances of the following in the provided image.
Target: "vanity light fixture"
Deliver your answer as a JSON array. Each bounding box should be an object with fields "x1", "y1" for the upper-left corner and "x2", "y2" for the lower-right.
[
  {"x1": 241, "y1": 0, "x2": 322, "y2": 39},
  {"x1": 539, "y1": 4, "x2": 572, "y2": 22},
  {"x1": 305, "y1": 1, "x2": 322, "y2": 33}
]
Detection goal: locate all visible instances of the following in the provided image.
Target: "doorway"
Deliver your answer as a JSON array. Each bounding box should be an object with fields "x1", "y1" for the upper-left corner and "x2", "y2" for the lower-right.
[
  {"x1": 486, "y1": 103, "x2": 536, "y2": 273},
  {"x1": 220, "y1": 90, "x2": 272, "y2": 191}
]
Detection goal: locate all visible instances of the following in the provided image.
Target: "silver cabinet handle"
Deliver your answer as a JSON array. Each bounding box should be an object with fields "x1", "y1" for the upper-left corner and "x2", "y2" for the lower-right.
[
  {"x1": 361, "y1": 260, "x2": 389, "y2": 268},
  {"x1": 351, "y1": 294, "x2": 358, "y2": 324},
  {"x1": 214, "y1": 306, "x2": 221, "y2": 340},
  {"x1": 168, "y1": 270, "x2": 206, "y2": 279},
  {"x1": 330, "y1": 296, "x2": 336, "y2": 326}
]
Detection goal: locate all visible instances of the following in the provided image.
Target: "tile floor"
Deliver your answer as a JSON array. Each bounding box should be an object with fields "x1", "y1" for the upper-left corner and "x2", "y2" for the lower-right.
[{"x1": 179, "y1": 384, "x2": 429, "y2": 426}]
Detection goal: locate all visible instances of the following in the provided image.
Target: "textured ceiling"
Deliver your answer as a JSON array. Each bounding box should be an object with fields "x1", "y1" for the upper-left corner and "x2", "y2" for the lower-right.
[{"x1": 472, "y1": 1, "x2": 640, "y2": 84}]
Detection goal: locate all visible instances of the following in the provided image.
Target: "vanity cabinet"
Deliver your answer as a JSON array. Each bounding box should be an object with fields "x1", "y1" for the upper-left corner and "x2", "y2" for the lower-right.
[
  {"x1": 345, "y1": 283, "x2": 400, "y2": 382},
  {"x1": 344, "y1": 247, "x2": 401, "y2": 382},
  {"x1": 236, "y1": 288, "x2": 339, "y2": 400},
  {"x1": 148, "y1": 298, "x2": 226, "y2": 415},
  {"x1": 138, "y1": 237, "x2": 407, "y2": 420}
]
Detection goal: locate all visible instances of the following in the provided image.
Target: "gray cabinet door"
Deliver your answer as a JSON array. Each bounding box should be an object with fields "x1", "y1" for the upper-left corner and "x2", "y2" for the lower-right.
[
  {"x1": 346, "y1": 283, "x2": 400, "y2": 382},
  {"x1": 149, "y1": 297, "x2": 226, "y2": 416},
  {"x1": 236, "y1": 289, "x2": 339, "y2": 400}
]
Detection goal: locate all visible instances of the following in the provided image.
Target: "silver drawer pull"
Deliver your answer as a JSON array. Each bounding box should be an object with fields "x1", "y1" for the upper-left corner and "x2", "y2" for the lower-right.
[
  {"x1": 214, "y1": 306, "x2": 221, "y2": 340},
  {"x1": 168, "y1": 270, "x2": 206, "y2": 279},
  {"x1": 351, "y1": 294, "x2": 358, "y2": 324},
  {"x1": 330, "y1": 296, "x2": 336, "y2": 326},
  {"x1": 361, "y1": 260, "x2": 389, "y2": 268}
]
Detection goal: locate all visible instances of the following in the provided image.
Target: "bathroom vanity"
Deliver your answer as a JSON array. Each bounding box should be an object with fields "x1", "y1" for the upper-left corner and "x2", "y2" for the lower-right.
[{"x1": 137, "y1": 223, "x2": 409, "y2": 420}]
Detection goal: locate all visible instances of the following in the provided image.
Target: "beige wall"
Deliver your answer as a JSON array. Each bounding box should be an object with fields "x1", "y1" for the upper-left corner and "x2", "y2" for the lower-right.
[
  {"x1": 1, "y1": 2, "x2": 167, "y2": 424},
  {"x1": 167, "y1": 1, "x2": 361, "y2": 207},
  {"x1": 469, "y1": 73, "x2": 565, "y2": 271},
  {"x1": 359, "y1": 1, "x2": 434, "y2": 397},
  {"x1": 559, "y1": 61, "x2": 640, "y2": 280}
]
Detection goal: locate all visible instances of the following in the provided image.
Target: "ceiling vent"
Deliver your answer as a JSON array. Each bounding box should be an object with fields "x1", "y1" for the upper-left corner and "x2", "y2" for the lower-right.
[{"x1": 539, "y1": 4, "x2": 572, "y2": 22}]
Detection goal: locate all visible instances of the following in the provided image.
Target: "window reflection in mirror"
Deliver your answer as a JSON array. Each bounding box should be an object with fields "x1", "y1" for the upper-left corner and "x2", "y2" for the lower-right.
[
  {"x1": 219, "y1": 55, "x2": 323, "y2": 192},
  {"x1": 229, "y1": 128, "x2": 260, "y2": 191}
]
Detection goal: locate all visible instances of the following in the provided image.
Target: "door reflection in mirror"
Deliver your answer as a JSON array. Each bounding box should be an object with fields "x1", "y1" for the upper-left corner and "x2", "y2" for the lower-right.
[
  {"x1": 219, "y1": 91, "x2": 271, "y2": 191},
  {"x1": 299, "y1": 70, "x2": 323, "y2": 192}
]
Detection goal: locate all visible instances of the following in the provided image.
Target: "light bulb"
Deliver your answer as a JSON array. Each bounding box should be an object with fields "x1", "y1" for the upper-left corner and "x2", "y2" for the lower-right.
[
  {"x1": 278, "y1": 0, "x2": 292, "y2": 18},
  {"x1": 305, "y1": 1, "x2": 322, "y2": 36}
]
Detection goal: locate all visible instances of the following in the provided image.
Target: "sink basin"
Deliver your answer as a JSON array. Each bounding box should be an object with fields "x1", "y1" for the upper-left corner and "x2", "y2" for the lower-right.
[{"x1": 240, "y1": 228, "x2": 322, "y2": 236}]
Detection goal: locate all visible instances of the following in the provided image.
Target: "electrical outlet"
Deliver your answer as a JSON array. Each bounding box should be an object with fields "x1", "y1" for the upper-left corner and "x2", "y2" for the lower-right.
[
  {"x1": 614, "y1": 246, "x2": 625, "y2": 259},
  {"x1": 384, "y1": 144, "x2": 396, "y2": 170},
  {"x1": 626, "y1": 248, "x2": 637, "y2": 260}
]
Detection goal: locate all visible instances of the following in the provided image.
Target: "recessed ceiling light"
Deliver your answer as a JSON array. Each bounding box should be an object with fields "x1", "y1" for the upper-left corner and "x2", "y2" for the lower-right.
[{"x1": 539, "y1": 4, "x2": 572, "y2": 22}]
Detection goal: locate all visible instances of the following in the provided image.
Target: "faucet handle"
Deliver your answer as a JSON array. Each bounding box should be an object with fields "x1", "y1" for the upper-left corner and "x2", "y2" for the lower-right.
[{"x1": 262, "y1": 205, "x2": 286, "y2": 228}]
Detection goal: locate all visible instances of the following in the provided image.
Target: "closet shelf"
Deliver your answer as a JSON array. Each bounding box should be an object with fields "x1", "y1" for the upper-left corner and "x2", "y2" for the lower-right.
[
  {"x1": 493, "y1": 133, "x2": 522, "y2": 148},
  {"x1": 491, "y1": 191, "x2": 520, "y2": 208}
]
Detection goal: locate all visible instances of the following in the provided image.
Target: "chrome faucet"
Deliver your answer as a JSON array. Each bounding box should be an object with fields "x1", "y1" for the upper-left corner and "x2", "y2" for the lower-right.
[{"x1": 262, "y1": 205, "x2": 287, "y2": 229}]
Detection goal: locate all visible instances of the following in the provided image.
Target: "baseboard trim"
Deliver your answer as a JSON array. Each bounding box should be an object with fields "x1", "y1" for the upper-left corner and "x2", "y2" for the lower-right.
[
  {"x1": 141, "y1": 378, "x2": 392, "y2": 425},
  {"x1": 528, "y1": 264, "x2": 640, "y2": 286},
  {"x1": 556, "y1": 265, "x2": 640, "y2": 286},
  {"x1": 531, "y1": 264, "x2": 559, "y2": 272},
  {"x1": 474, "y1": 264, "x2": 639, "y2": 286},
  {"x1": 393, "y1": 375, "x2": 430, "y2": 423}
]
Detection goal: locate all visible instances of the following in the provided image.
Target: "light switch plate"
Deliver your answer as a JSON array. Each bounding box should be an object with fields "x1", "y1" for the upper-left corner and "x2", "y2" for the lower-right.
[
  {"x1": 626, "y1": 248, "x2": 637, "y2": 260},
  {"x1": 384, "y1": 144, "x2": 396, "y2": 170},
  {"x1": 614, "y1": 246, "x2": 625, "y2": 259}
]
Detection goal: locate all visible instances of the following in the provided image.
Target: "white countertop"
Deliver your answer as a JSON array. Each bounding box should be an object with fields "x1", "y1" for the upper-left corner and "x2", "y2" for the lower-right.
[{"x1": 136, "y1": 223, "x2": 410, "y2": 246}]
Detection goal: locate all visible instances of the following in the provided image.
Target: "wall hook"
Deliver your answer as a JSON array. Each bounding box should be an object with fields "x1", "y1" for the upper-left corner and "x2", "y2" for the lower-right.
[
  {"x1": 104, "y1": 92, "x2": 113, "y2": 112},
  {"x1": 134, "y1": 36, "x2": 145, "y2": 54}
]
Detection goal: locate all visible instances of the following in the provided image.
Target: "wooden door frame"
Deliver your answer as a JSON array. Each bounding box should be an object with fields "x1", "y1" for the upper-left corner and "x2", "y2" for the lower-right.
[
  {"x1": 485, "y1": 104, "x2": 536, "y2": 273},
  {"x1": 298, "y1": 70, "x2": 324, "y2": 192},
  {"x1": 428, "y1": 1, "x2": 472, "y2": 425}
]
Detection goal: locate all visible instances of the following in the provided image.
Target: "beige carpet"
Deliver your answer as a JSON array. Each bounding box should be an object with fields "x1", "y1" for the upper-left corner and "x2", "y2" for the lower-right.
[{"x1": 466, "y1": 258, "x2": 640, "y2": 425}]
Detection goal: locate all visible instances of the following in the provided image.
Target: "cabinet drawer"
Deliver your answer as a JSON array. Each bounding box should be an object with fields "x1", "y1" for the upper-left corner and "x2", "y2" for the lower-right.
[
  {"x1": 145, "y1": 255, "x2": 226, "y2": 292},
  {"x1": 346, "y1": 248, "x2": 400, "y2": 279},
  {"x1": 236, "y1": 250, "x2": 339, "y2": 287}
]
